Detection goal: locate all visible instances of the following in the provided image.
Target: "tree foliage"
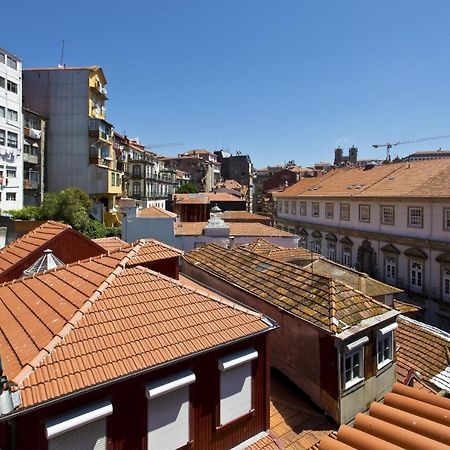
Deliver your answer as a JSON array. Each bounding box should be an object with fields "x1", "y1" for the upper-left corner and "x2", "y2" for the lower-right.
[
  {"x1": 8, "y1": 187, "x2": 121, "y2": 239},
  {"x1": 176, "y1": 183, "x2": 198, "y2": 194}
]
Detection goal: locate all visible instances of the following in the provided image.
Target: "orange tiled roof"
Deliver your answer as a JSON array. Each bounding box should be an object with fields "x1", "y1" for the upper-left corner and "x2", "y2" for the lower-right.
[
  {"x1": 219, "y1": 211, "x2": 271, "y2": 222},
  {"x1": 0, "y1": 221, "x2": 70, "y2": 273},
  {"x1": 174, "y1": 222, "x2": 296, "y2": 237},
  {"x1": 246, "y1": 434, "x2": 283, "y2": 449},
  {"x1": 208, "y1": 192, "x2": 244, "y2": 202},
  {"x1": 277, "y1": 159, "x2": 450, "y2": 199},
  {"x1": 93, "y1": 236, "x2": 130, "y2": 251},
  {"x1": 139, "y1": 206, "x2": 178, "y2": 218},
  {"x1": 244, "y1": 239, "x2": 320, "y2": 263},
  {"x1": 320, "y1": 383, "x2": 450, "y2": 449},
  {"x1": 396, "y1": 315, "x2": 450, "y2": 392},
  {"x1": 0, "y1": 243, "x2": 271, "y2": 410},
  {"x1": 127, "y1": 239, "x2": 182, "y2": 265},
  {"x1": 184, "y1": 244, "x2": 391, "y2": 333}
]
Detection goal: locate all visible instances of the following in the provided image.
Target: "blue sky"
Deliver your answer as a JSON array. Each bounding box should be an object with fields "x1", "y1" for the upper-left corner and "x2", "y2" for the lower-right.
[{"x1": 4, "y1": 0, "x2": 450, "y2": 167}]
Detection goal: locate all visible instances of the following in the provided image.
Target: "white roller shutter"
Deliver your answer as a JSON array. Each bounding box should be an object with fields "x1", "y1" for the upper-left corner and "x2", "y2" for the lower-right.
[{"x1": 48, "y1": 417, "x2": 107, "y2": 450}]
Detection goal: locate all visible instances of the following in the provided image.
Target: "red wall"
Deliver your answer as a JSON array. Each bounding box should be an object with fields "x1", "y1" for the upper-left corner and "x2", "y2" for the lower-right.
[
  {"x1": 0, "y1": 229, "x2": 105, "y2": 282},
  {"x1": 4, "y1": 334, "x2": 269, "y2": 450}
]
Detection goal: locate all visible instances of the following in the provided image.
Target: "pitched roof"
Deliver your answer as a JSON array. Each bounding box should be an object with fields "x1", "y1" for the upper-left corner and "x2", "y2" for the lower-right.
[
  {"x1": 93, "y1": 236, "x2": 130, "y2": 251},
  {"x1": 278, "y1": 159, "x2": 450, "y2": 199},
  {"x1": 183, "y1": 244, "x2": 391, "y2": 333},
  {"x1": 247, "y1": 434, "x2": 282, "y2": 450},
  {"x1": 218, "y1": 211, "x2": 271, "y2": 222},
  {"x1": 138, "y1": 206, "x2": 178, "y2": 218},
  {"x1": 303, "y1": 259, "x2": 403, "y2": 297},
  {"x1": 127, "y1": 239, "x2": 182, "y2": 264},
  {"x1": 174, "y1": 222, "x2": 296, "y2": 237},
  {"x1": 320, "y1": 383, "x2": 450, "y2": 449},
  {"x1": 0, "y1": 244, "x2": 271, "y2": 410},
  {"x1": 396, "y1": 315, "x2": 450, "y2": 392},
  {"x1": 244, "y1": 239, "x2": 320, "y2": 263}
]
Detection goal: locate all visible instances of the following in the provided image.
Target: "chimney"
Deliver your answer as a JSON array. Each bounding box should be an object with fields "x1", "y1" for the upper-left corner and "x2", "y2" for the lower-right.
[{"x1": 358, "y1": 273, "x2": 368, "y2": 294}]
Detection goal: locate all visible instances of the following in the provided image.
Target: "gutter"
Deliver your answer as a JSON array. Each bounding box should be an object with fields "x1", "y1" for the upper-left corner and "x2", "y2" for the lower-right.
[{"x1": 0, "y1": 323, "x2": 277, "y2": 422}]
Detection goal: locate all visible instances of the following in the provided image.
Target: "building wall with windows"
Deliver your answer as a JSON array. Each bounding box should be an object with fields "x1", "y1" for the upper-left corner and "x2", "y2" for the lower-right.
[
  {"x1": 275, "y1": 161, "x2": 450, "y2": 330},
  {"x1": 0, "y1": 48, "x2": 23, "y2": 210}
]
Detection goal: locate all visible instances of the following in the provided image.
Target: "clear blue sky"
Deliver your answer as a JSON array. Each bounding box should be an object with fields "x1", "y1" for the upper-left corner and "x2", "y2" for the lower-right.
[{"x1": 4, "y1": 0, "x2": 450, "y2": 167}]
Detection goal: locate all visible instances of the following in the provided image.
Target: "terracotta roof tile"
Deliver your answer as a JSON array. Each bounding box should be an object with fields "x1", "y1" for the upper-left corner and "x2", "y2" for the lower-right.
[
  {"x1": 278, "y1": 159, "x2": 450, "y2": 199},
  {"x1": 246, "y1": 434, "x2": 282, "y2": 449},
  {"x1": 93, "y1": 236, "x2": 130, "y2": 251},
  {"x1": 0, "y1": 240, "x2": 271, "y2": 410},
  {"x1": 183, "y1": 244, "x2": 391, "y2": 333},
  {"x1": 321, "y1": 383, "x2": 450, "y2": 449},
  {"x1": 138, "y1": 206, "x2": 178, "y2": 218}
]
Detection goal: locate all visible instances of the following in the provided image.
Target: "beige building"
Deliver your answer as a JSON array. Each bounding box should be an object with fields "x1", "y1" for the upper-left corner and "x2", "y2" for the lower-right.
[{"x1": 275, "y1": 159, "x2": 450, "y2": 330}]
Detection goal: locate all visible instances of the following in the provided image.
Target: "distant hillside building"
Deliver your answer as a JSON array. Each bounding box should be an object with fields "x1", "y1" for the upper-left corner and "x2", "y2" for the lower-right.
[{"x1": 334, "y1": 146, "x2": 358, "y2": 166}]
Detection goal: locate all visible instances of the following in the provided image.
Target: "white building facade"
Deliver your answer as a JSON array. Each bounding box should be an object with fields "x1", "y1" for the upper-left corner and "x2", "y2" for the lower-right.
[
  {"x1": 275, "y1": 160, "x2": 450, "y2": 330},
  {"x1": 0, "y1": 48, "x2": 23, "y2": 210}
]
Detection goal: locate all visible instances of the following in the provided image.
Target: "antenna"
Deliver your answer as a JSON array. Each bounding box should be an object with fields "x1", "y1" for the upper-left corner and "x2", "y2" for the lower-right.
[{"x1": 59, "y1": 39, "x2": 66, "y2": 67}]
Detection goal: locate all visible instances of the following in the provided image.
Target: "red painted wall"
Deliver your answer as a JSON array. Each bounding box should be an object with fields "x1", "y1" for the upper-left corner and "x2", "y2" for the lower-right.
[{"x1": 5, "y1": 334, "x2": 269, "y2": 450}]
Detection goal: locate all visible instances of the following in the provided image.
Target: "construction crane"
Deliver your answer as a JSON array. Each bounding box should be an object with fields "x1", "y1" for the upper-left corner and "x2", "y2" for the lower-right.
[
  {"x1": 372, "y1": 135, "x2": 450, "y2": 161},
  {"x1": 143, "y1": 143, "x2": 183, "y2": 150}
]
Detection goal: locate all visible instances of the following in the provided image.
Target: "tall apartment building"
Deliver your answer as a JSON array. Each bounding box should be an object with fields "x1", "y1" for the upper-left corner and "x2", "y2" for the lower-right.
[
  {"x1": 0, "y1": 48, "x2": 23, "y2": 210},
  {"x1": 275, "y1": 159, "x2": 450, "y2": 330},
  {"x1": 22, "y1": 66, "x2": 122, "y2": 214}
]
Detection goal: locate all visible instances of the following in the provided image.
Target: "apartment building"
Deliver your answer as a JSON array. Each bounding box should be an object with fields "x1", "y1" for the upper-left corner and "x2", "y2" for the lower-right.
[
  {"x1": 114, "y1": 133, "x2": 177, "y2": 208},
  {"x1": 22, "y1": 66, "x2": 122, "y2": 214},
  {"x1": 23, "y1": 108, "x2": 46, "y2": 205},
  {"x1": 275, "y1": 159, "x2": 450, "y2": 330},
  {"x1": 0, "y1": 48, "x2": 23, "y2": 210}
]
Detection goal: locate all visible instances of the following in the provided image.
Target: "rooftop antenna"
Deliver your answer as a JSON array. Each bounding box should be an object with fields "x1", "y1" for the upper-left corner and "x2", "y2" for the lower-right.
[{"x1": 59, "y1": 39, "x2": 66, "y2": 68}]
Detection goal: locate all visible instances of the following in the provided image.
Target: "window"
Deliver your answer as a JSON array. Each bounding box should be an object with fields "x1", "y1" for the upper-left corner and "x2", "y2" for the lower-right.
[
  {"x1": 327, "y1": 242, "x2": 336, "y2": 261},
  {"x1": 6, "y1": 56, "x2": 17, "y2": 70},
  {"x1": 284, "y1": 201, "x2": 289, "y2": 214},
  {"x1": 7, "y1": 80, "x2": 17, "y2": 94},
  {"x1": 312, "y1": 240, "x2": 321, "y2": 254},
  {"x1": 0, "y1": 130, "x2": 4, "y2": 146},
  {"x1": 219, "y1": 349, "x2": 257, "y2": 426},
  {"x1": 344, "y1": 348, "x2": 364, "y2": 389},
  {"x1": 325, "y1": 203, "x2": 334, "y2": 219},
  {"x1": 343, "y1": 248, "x2": 352, "y2": 266},
  {"x1": 277, "y1": 201, "x2": 282, "y2": 213},
  {"x1": 6, "y1": 193, "x2": 16, "y2": 202},
  {"x1": 359, "y1": 205, "x2": 370, "y2": 222},
  {"x1": 444, "y1": 208, "x2": 450, "y2": 231},
  {"x1": 410, "y1": 260, "x2": 423, "y2": 292},
  {"x1": 300, "y1": 201, "x2": 307, "y2": 216},
  {"x1": 7, "y1": 132, "x2": 17, "y2": 148},
  {"x1": 0, "y1": 52, "x2": 4, "y2": 64},
  {"x1": 385, "y1": 256, "x2": 397, "y2": 285},
  {"x1": 408, "y1": 207, "x2": 423, "y2": 228},
  {"x1": 46, "y1": 401, "x2": 112, "y2": 450},
  {"x1": 7, "y1": 109, "x2": 17, "y2": 122},
  {"x1": 376, "y1": 323, "x2": 397, "y2": 370},
  {"x1": 444, "y1": 269, "x2": 450, "y2": 302},
  {"x1": 0, "y1": 76, "x2": 4, "y2": 89},
  {"x1": 146, "y1": 370, "x2": 195, "y2": 450},
  {"x1": 340, "y1": 203, "x2": 350, "y2": 221},
  {"x1": 381, "y1": 206, "x2": 395, "y2": 225},
  {"x1": 6, "y1": 168, "x2": 16, "y2": 178},
  {"x1": 312, "y1": 202, "x2": 319, "y2": 217},
  {"x1": 0, "y1": 106, "x2": 4, "y2": 118},
  {"x1": 291, "y1": 201, "x2": 296, "y2": 215}
]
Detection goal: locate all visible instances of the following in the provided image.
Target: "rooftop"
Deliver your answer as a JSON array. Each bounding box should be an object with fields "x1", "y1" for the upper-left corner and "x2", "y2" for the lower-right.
[
  {"x1": 138, "y1": 206, "x2": 178, "y2": 218},
  {"x1": 174, "y1": 222, "x2": 296, "y2": 237},
  {"x1": 277, "y1": 159, "x2": 450, "y2": 199},
  {"x1": 396, "y1": 315, "x2": 450, "y2": 393},
  {"x1": 320, "y1": 383, "x2": 450, "y2": 449},
  {"x1": 218, "y1": 211, "x2": 271, "y2": 222},
  {"x1": 93, "y1": 236, "x2": 130, "y2": 252},
  {"x1": 0, "y1": 243, "x2": 271, "y2": 411},
  {"x1": 183, "y1": 244, "x2": 391, "y2": 334}
]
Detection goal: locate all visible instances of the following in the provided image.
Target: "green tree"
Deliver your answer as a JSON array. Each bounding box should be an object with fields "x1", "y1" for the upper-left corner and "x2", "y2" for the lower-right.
[{"x1": 176, "y1": 183, "x2": 198, "y2": 194}]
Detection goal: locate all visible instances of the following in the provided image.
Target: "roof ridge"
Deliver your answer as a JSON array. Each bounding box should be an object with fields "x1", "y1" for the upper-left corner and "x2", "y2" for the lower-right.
[
  {"x1": 328, "y1": 279, "x2": 338, "y2": 334},
  {"x1": 133, "y1": 238, "x2": 183, "y2": 255},
  {"x1": 11, "y1": 242, "x2": 146, "y2": 387}
]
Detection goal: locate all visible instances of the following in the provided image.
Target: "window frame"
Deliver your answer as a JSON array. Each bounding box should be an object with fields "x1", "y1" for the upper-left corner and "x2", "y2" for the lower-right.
[
  {"x1": 6, "y1": 108, "x2": 18, "y2": 122},
  {"x1": 0, "y1": 106, "x2": 5, "y2": 118},
  {"x1": 299, "y1": 201, "x2": 307, "y2": 216},
  {"x1": 0, "y1": 76, "x2": 4, "y2": 89},
  {"x1": 385, "y1": 255, "x2": 397, "y2": 285},
  {"x1": 6, "y1": 192, "x2": 16, "y2": 202},
  {"x1": 0, "y1": 130, "x2": 4, "y2": 147},
  {"x1": 6, "y1": 80, "x2": 17, "y2": 94},
  {"x1": 409, "y1": 259, "x2": 424, "y2": 293},
  {"x1": 6, "y1": 56, "x2": 17, "y2": 70},
  {"x1": 359, "y1": 204, "x2": 370, "y2": 223},
  {"x1": 340, "y1": 203, "x2": 350, "y2": 221},
  {"x1": 408, "y1": 206, "x2": 424, "y2": 228},
  {"x1": 444, "y1": 208, "x2": 450, "y2": 231},
  {"x1": 7, "y1": 131, "x2": 18, "y2": 148},
  {"x1": 291, "y1": 201, "x2": 296, "y2": 215},
  {"x1": 376, "y1": 323, "x2": 397, "y2": 371},
  {"x1": 325, "y1": 203, "x2": 334, "y2": 219},
  {"x1": 312, "y1": 202, "x2": 319, "y2": 217},
  {"x1": 284, "y1": 201, "x2": 289, "y2": 214},
  {"x1": 342, "y1": 247, "x2": 352, "y2": 266},
  {"x1": 443, "y1": 267, "x2": 450, "y2": 302},
  {"x1": 343, "y1": 347, "x2": 364, "y2": 390},
  {"x1": 381, "y1": 205, "x2": 395, "y2": 226}
]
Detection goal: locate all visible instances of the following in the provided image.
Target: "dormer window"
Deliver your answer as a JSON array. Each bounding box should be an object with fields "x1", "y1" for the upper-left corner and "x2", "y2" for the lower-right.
[
  {"x1": 376, "y1": 323, "x2": 397, "y2": 370},
  {"x1": 343, "y1": 336, "x2": 368, "y2": 390}
]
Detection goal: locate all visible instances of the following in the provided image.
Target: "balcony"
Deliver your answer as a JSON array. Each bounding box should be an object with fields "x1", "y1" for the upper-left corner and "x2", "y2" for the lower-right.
[
  {"x1": 24, "y1": 153, "x2": 38, "y2": 164},
  {"x1": 89, "y1": 119, "x2": 112, "y2": 142},
  {"x1": 24, "y1": 179, "x2": 39, "y2": 190},
  {"x1": 87, "y1": 165, "x2": 122, "y2": 196},
  {"x1": 90, "y1": 82, "x2": 108, "y2": 97}
]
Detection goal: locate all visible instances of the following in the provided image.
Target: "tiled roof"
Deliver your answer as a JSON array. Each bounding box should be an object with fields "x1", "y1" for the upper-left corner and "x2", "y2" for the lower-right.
[
  {"x1": 303, "y1": 259, "x2": 403, "y2": 297},
  {"x1": 183, "y1": 244, "x2": 391, "y2": 333},
  {"x1": 138, "y1": 206, "x2": 178, "y2": 218},
  {"x1": 127, "y1": 239, "x2": 182, "y2": 265},
  {"x1": 244, "y1": 239, "x2": 320, "y2": 263},
  {"x1": 270, "y1": 372, "x2": 336, "y2": 449},
  {"x1": 246, "y1": 434, "x2": 282, "y2": 449},
  {"x1": 208, "y1": 192, "x2": 244, "y2": 202},
  {"x1": 278, "y1": 159, "x2": 450, "y2": 199},
  {"x1": 218, "y1": 211, "x2": 271, "y2": 222},
  {"x1": 93, "y1": 236, "x2": 130, "y2": 251},
  {"x1": 393, "y1": 299, "x2": 421, "y2": 316},
  {"x1": 245, "y1": 238, "x2": 284, "y2": 253},
  {"x1": 174, "y1": 222, "x2": 296, "y2": 237},
  {"x1": 0, "y1": 243, "x2": 271, "y2": 410},
  {"x1": 320, "y1": 383, "x2": 450, "y2": 449},
  {"x1": 396, "y1": 315, "x2": 450, "y2": 392}
]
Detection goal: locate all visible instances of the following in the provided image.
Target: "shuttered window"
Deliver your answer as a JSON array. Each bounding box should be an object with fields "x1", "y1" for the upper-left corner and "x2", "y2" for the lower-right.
[
  {"x1": 219, "y1": 348, "x2": 258, "y2": 426},
  {"x1": 146, "y1": 370, "x2": 195, "y2": 450},
  {"x1": 46, "y1": 400, "x2": 112, "y2": 450}
]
